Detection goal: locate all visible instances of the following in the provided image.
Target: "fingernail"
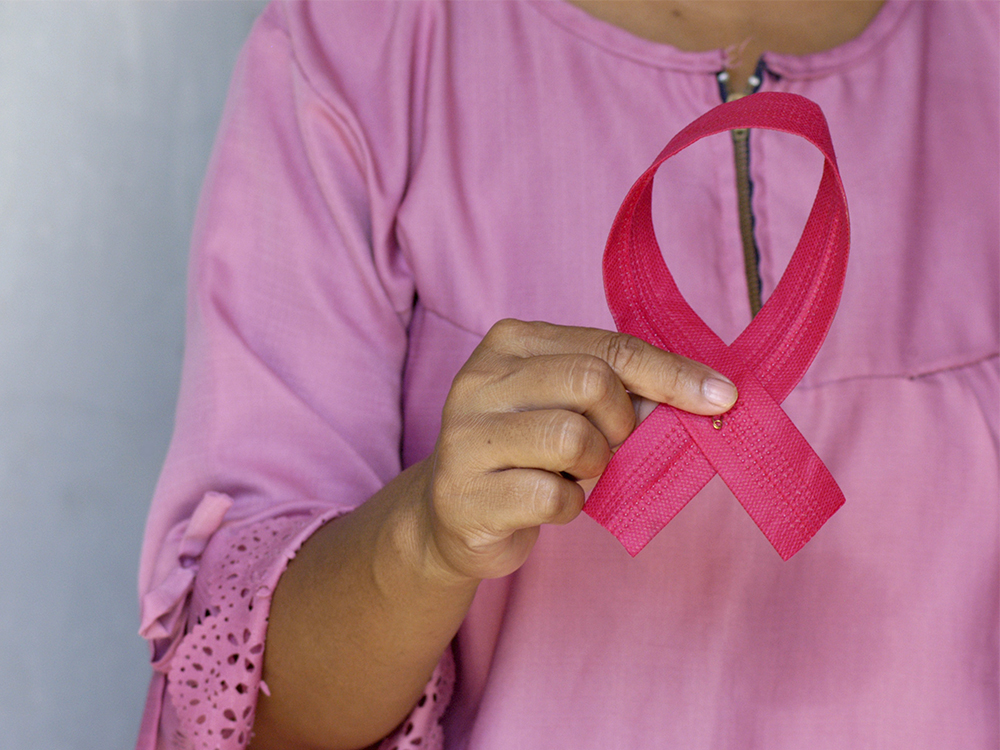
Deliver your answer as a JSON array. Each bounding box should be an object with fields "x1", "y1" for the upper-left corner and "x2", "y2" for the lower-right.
[{"x1": 702, "y1": 377, "x2": 737, "y2": 408}]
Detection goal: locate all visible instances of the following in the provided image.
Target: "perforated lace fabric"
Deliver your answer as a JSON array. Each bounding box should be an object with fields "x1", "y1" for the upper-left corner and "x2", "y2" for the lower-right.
[
  {"x1": 376, "y1": 651, "x2": 453, "y2": 750},
  {"x1": 161, "y1": 510, "x2": 454, "y2": 750}
]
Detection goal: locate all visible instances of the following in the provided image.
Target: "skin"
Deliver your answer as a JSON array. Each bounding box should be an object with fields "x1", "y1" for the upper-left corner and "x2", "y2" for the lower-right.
[
  {"x1": 247, "y1": 3, "x2": 884, "y2": 749},
  {"x1": 572, "y1": 1, "x2": 885, "y2": 93}
]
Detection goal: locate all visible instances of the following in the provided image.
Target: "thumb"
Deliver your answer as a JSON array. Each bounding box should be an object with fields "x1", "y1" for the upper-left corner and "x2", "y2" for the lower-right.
[{"x1": 592, "y1": 332, "x2": 737, "y2": 416}]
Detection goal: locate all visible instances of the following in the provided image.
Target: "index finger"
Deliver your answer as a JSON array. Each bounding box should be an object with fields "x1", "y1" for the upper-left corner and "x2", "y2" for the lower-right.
[{"x1": 486, "y1": 319, "x2": 737, "y2": 416}]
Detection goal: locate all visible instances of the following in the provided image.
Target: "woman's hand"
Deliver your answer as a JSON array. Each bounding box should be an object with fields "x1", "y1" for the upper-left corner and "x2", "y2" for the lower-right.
[
  {"x1": 253, "y1": 319, "x2": 736, "y2": 750},
  {"x1": 422, "y1": 319, "x2": 737, "y2": 582}
]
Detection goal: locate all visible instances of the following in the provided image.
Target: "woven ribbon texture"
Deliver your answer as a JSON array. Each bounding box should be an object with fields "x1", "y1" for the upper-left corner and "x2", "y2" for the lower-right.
[{"x1": 585, "y1": 92, "x2": 850, "y2": 560}]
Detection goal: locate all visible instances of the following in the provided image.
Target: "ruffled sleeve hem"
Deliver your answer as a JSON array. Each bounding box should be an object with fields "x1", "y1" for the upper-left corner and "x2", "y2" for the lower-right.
[{"x1": 139, "y1": 503, "x2": 454, "y2": 750}]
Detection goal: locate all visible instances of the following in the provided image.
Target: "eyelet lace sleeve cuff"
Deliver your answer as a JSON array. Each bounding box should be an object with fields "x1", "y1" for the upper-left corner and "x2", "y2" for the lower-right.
[
  {"x1": 376, "y1": 647, "x2": 454, "y2": 750},
  {"x1": 156, "y1": 504, "x2": 454, "y2": 750}
]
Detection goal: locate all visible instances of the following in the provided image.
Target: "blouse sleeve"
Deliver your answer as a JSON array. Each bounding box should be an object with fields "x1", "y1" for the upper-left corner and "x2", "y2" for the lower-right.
[{"x1": 135, "y1": 3, "x2": 451, "y2": 748}]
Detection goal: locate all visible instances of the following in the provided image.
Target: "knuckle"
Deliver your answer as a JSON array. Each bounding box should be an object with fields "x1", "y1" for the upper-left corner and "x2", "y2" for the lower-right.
[
  {"x1": 601, "y1": 332, "x2": 646, "y2": 375},
  {"x1": 544, "y1": 412, "x2": 592, "y2": 466},
  {"x1": 660, "y1": 357, "x2": 689, "y2": 399},
  {"x1": 435, "y1": 411, "x2": 481, "y2": 465},
  {"x1": 445, "y1": 355, "x2": 508, "y2": 412},
  {"x1": 428, "y1": 470, "x2": 459, "y2": 512},
  {"x1": 428, "y1": 445, "x2": 491, "y2": 523},
  {"x1": 567, "y1": 356, "x2": 616, "y2": 405},
  {"x1": 434, "y1": 421, "x2": 461, "y2": 458},
  {"x1": 445, "y1": 369, "x2": 482, "y2": 408},
  {"x1": 485, "y1": 318, "x2": 530, "y2": 347},
  {"x1": 528, "y1": 472, "x2": 566, "y2": 520},
  {"x1": 427, "y1": 464, "x2": 467, "y2": 526}
]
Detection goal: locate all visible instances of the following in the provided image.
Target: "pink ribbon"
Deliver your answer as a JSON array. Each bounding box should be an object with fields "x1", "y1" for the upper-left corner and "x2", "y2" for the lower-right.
[{"x1": 585, "y1": 92, "x2": 849, "y2": 560}]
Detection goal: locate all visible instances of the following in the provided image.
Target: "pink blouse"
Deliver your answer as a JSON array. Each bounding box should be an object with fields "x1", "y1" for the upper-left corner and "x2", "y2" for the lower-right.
[{"x1": 136, "y1": 2, "x2": 999, "y2": 748}]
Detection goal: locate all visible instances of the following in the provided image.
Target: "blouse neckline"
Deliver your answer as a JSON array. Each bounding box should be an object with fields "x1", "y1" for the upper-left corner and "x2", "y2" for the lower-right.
[{"x1": 526, "y1": 0, "x2": 911, "y2": 78}]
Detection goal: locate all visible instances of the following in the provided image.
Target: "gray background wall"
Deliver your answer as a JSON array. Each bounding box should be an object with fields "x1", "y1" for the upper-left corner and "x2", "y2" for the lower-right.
[{"x1": 0, "y1": 3, "x2": 266, "y2": 747}]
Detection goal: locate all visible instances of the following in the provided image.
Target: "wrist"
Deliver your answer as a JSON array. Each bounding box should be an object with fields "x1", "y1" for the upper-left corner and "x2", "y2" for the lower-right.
[{"x1": 375, "y1": 459, "x2": 481, "y2": 602}]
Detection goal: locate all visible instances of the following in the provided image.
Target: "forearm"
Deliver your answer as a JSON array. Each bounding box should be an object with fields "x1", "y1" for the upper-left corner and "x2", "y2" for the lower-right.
[{"x1": 249, "y1": 459, "x2": 478, "y2": 750}]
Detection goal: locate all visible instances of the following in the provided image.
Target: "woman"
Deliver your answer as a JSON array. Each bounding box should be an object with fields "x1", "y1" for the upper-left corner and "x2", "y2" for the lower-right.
[{"x1": 137, "y1": 2, "x2": 999, "y2": 748}]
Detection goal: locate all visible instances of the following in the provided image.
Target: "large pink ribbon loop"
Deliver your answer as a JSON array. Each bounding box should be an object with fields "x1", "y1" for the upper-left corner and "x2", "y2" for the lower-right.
[{"x1": 585, "y1": 93, "x2": 850, "y2": 560}]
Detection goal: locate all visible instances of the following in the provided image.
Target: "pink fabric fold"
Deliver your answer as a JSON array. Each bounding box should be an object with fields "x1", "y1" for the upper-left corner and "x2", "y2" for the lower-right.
[{"x1": 139, "y1": 491, "x2": 234, "y2": 669}]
